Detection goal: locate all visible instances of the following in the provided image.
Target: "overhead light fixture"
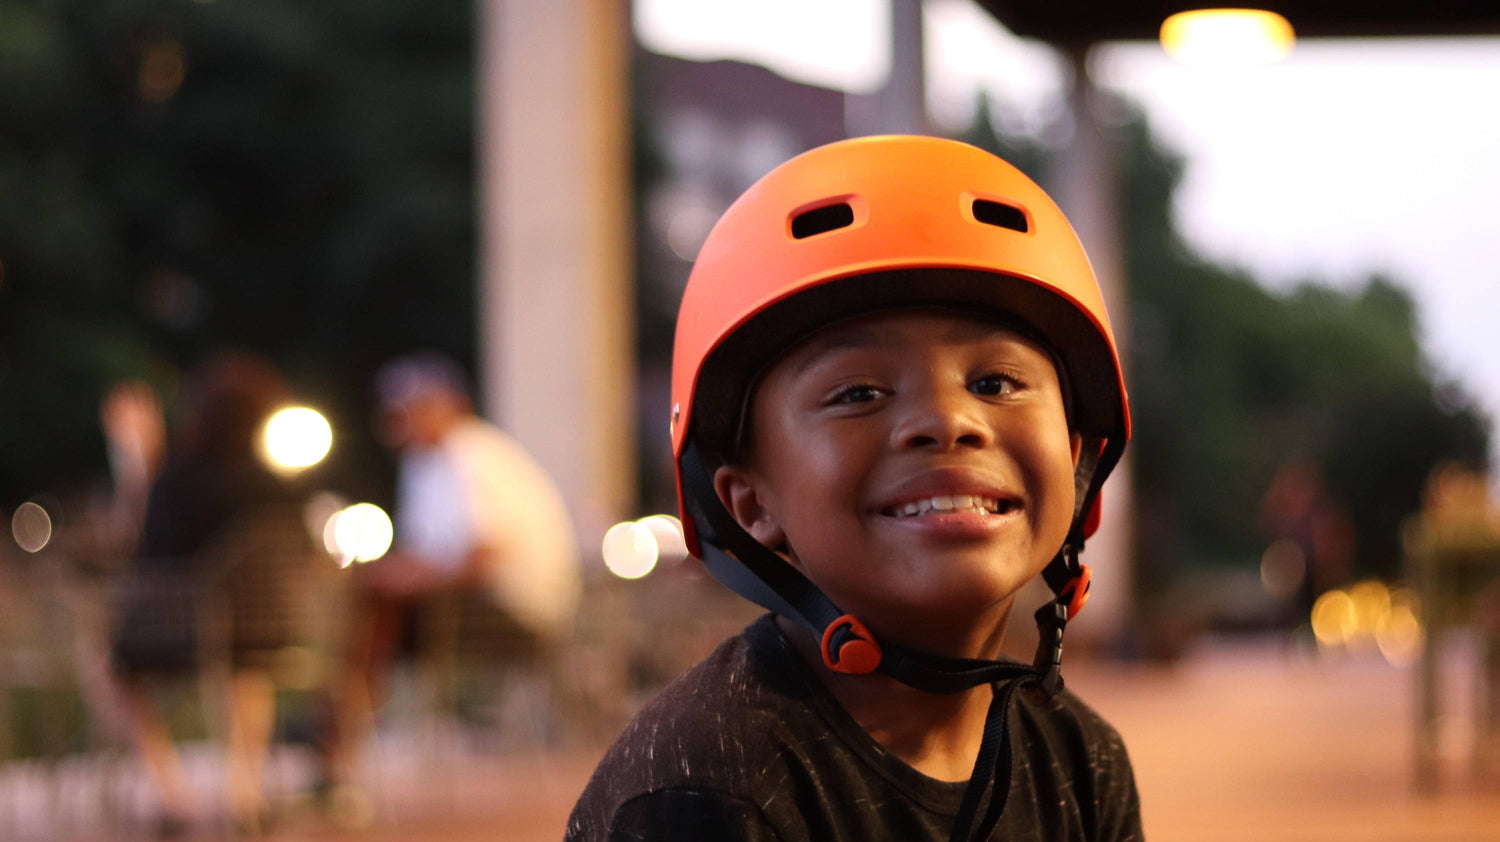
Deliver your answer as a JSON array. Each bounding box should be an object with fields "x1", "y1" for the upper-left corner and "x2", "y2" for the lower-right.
[{"x1": 1160, "y1": 9, "x2": 1295, "y2": 66}]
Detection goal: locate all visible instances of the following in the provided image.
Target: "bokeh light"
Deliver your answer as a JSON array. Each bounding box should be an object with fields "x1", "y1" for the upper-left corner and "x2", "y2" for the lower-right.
[
  {"x1": 1309, "y1": 580, "x2": 1426, "y2": 665},
  {"x1": 260, "y1": 406, "x2": 333, "y2": 473},
  {"x1": 11, "y1": 502, "x2": 53, "y2": 553},
  {"x1": 1311, "y1": 589, "x2": 1356, "y2": 648},
  {"x1": 1376, "y1": 593, "x2": 1424, "y2": 667},
  {"x1": 326, "y1": 503, "x2": 393, "y2": 566},
  {"x1": 636, "y1": 514, "x2": 689, "y2": 564},
  {"x1": 1159, "y1": 9, "x2": 1295, "y2": 66},
  {"x1": 303, "y1": 491, "x2": 349, "y2": 550},
  {"x1": 603, "y1": 521, "x2": 659, "y2": 579},
  {"x1": 666, "y1": 204, "x2": 720, "y2": 261},
  {"x1": 139, "y1": 40, "x2": 186, "y2": 103},
  {"x1": 1259, "y1": 539, "x2": 1306, "y2": 598},
  {"x1": 1348, "y1": 580, "x2": 1393, "y2": 644}
]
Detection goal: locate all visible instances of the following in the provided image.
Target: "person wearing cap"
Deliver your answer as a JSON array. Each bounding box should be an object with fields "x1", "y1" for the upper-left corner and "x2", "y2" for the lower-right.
[
  {"x1": 321, "y1": 352, "x2": 580, "y2": 812},
  {"x1": 566, "y1": 137, "x2": 1141, "y2": 841}
]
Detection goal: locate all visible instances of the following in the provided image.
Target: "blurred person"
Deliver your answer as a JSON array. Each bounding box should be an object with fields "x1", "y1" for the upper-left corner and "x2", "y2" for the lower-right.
[
  {"x1": 108, "y1": 351, "x2": 312, "y2": 836},
  {"x1": 1413, "y1": 460, "x2": 1500, "y2": 632},
  {"x1": 1408, "y1": 463, "x2": 1500, "y2": 782},
  {"x1": 320, "y1": 352, "x2": 580, "y2": 812},
  {"x1": 1258, "y1": 459, "x2": 1355, "y2": 634},
  {"x1": 100, "y1": 379, "x2": 167, "y2": 547},
  {"x1": 68, "y1": 381, "x2": 169, "y2": 752}
]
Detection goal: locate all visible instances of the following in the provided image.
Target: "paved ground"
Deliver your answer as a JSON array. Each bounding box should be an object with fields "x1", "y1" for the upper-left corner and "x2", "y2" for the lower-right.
[
  {"x1": 6, "y1": 635, "x2": 1500, "y2": 841},
  {"x1": 1066, "y1": 639, "x2": 1500, "y2": 841}
]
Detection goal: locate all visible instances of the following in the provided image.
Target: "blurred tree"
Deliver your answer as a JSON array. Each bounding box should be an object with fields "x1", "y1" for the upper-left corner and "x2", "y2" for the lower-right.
[
  {"x1": 0, "y1": 0, "x2": 475, "y2": 507},
  {"x1": 959, "y1": 91, "x2": 1048, "y2": 185},
  {"x1": 1110, "y1": 108, "x2": 1489, "y2": 593}
]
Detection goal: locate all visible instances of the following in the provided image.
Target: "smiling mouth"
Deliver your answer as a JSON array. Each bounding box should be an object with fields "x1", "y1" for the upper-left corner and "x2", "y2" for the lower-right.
[{"x1": 881, "y1": 495, "x2": 1019, "y2": 518}]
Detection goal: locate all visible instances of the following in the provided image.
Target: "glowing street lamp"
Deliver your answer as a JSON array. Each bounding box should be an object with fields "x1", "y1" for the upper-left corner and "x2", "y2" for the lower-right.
[
  {"x1": 1160, "y1": 9, "x2": 1295, "y2": 66},
  {"x1": 260, "y1": 406, "x2": 333, "y2": 473}
]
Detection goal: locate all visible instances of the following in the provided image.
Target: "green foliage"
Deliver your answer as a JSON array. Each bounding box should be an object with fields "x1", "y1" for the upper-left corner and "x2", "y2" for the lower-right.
[
  {"x1": 0, "y1": 0, "x2": 475, "y2": 504},
  {"x1": 1114, "y1": 106, "x2": 1489, "y2": 581}
]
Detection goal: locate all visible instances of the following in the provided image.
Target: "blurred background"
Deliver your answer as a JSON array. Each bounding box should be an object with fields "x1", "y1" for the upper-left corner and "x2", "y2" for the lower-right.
[{"x1": 3, "y1": 1, "x2": 1500, "y2": 840}]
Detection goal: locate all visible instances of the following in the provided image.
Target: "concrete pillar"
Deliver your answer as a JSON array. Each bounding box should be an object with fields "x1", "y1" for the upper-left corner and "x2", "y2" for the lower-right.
[
  {"x1": 477, "y1": 0, "x2": 635, "y2": 556},
  {"x1": 846, "y1": 0, "x2": 929, "y2": 137},
  {"x1": 1051, "y1": 45, "x2": 1134, "y2": 648}
]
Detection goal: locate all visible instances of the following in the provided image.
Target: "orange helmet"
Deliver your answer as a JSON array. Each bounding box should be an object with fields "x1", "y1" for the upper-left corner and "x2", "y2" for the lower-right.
[{"x1": 672, "y1": 134, "x2": 1128, "y2": 556}]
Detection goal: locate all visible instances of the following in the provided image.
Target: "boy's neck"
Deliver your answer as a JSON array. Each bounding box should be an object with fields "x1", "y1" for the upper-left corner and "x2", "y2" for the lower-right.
[{"x1": 774, "y1": 615, "x2": 1006, "y2": 783}]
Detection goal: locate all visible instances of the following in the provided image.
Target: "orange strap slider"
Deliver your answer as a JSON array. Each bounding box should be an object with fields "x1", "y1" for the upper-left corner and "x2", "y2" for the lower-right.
[
  {"x1": 1060, "y1": 564, "x2": 1092, "y2": 621},
  {"x1": 821, "y1": 614, "x2": 883, "y2": 675}
]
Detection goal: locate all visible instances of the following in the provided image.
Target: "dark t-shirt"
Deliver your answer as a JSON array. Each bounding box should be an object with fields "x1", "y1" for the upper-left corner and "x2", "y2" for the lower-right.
[{"x1": 567, "y1": 615, "x2": 1142, "y2": 841}]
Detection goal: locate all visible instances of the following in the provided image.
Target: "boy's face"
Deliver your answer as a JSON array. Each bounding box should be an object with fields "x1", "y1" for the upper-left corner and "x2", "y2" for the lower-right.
[{"x1": 714, "y1": 309, "x2": 1081, "y2": 653}]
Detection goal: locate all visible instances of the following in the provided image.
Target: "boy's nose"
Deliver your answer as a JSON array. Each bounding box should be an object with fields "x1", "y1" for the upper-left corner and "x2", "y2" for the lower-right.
[{"x1": 892, "y1": 385, "x2": 991, "y2": 451}]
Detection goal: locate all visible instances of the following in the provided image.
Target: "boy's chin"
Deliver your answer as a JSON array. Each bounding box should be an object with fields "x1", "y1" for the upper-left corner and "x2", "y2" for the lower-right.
[{"x1": 858, "y1": 592, "x2": 1019, "y2": 656}]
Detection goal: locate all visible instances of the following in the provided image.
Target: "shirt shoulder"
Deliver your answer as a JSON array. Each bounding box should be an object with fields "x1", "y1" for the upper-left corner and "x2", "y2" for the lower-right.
[
  {"x1": 1006, "y1": 683, "x2": 1143, "y2": 841},
  {"x1": 566, "y1": 618, "x2": 810, "y2": 840},
  {"x1": 576, "y1": 618, "x2": 807, "y2": 784}
]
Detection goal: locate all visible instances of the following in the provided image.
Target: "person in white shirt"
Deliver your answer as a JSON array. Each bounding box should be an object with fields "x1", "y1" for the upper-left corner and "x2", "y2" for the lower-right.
[{"x1": 321, "y1": 353, "x2": 580, "y2": 812}]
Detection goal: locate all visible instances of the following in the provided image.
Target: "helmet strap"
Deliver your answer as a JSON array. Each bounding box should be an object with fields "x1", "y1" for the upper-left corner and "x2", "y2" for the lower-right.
[
  {"x1": 1032, "y1": 542, "x2": 1091, "y2": 695},
  {"x1": 682, "y1": 442, "x2": 1044, "y2": 689},
  {"x1": 681, "y1": 442, "x2": 850, "y2": 637},
  {"x1": 681, "y1": 440, "x2": 1090, "y2": 842}
]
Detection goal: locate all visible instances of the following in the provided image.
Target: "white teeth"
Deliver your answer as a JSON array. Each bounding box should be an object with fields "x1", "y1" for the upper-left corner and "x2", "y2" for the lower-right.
[{"x1": 889, "y1": 495, "x2": 1003, "y2": 517}]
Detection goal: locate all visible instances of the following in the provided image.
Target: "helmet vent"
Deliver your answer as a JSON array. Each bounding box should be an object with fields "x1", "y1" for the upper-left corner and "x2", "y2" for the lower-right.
[
  {"x1": 972, "y1": 199, "x2": 1029, "y2": 233},
  {"x1": 791, "y1": 202, "x2": 855, "y2": 239}
]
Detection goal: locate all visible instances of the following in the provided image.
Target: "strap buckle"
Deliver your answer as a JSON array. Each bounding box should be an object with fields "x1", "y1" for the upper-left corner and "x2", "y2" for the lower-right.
[
  {"x1": 821, "y1": 614, "x2": 882, "y2": 674},
  {"x1": 1031, "y1": 599, "x2": 1068, "y2": 695},
  {"x1": 1031, "y1": 564, "x2": 1092, "y2": 695}
]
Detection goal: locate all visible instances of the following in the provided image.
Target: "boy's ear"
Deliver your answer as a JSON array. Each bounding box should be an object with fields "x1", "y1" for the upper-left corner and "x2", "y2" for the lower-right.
[{"x1": 712, "y1": 464, "x2": 788, "y2": 550}]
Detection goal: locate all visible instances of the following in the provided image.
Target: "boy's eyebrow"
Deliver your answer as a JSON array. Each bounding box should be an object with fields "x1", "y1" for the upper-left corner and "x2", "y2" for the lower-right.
[{"x1": 788, "y1": 328, "x2": 887, "y2": 375}]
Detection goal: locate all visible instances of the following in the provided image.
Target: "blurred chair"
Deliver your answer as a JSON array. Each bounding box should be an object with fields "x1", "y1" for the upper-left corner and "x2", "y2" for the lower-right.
[
  {"x1": 413, "y1": 591, "x2": 572, "y2": 758},
  {"x1": 1404, "y1": 464, "x2": 1500, "y2": 791},
  {"x1": 198, "y1": 504, "x2": 348, "y2": 823},
  {"x1": 200, "y1": 505, "x2": 348, "y2": 694}
]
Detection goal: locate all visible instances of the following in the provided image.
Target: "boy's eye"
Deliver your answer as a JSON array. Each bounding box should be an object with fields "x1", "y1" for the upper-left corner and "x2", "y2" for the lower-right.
[
  {"x1": 971, "y1": 374, "x2": 1019, "y2": 397},
  {"x1": 829, "y1": 384, "x2": 885, "y2": 404}
]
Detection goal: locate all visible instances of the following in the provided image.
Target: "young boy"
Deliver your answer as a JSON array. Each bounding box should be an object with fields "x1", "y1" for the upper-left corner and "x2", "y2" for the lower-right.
[{"x1": 567, "y1": 136, "x2": 1139, "y2": 841}]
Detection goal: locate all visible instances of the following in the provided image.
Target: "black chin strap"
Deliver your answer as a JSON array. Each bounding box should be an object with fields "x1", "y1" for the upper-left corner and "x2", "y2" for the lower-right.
[{"x1": 682, "y1": 443, "x2": 1090, "y2": 841}]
